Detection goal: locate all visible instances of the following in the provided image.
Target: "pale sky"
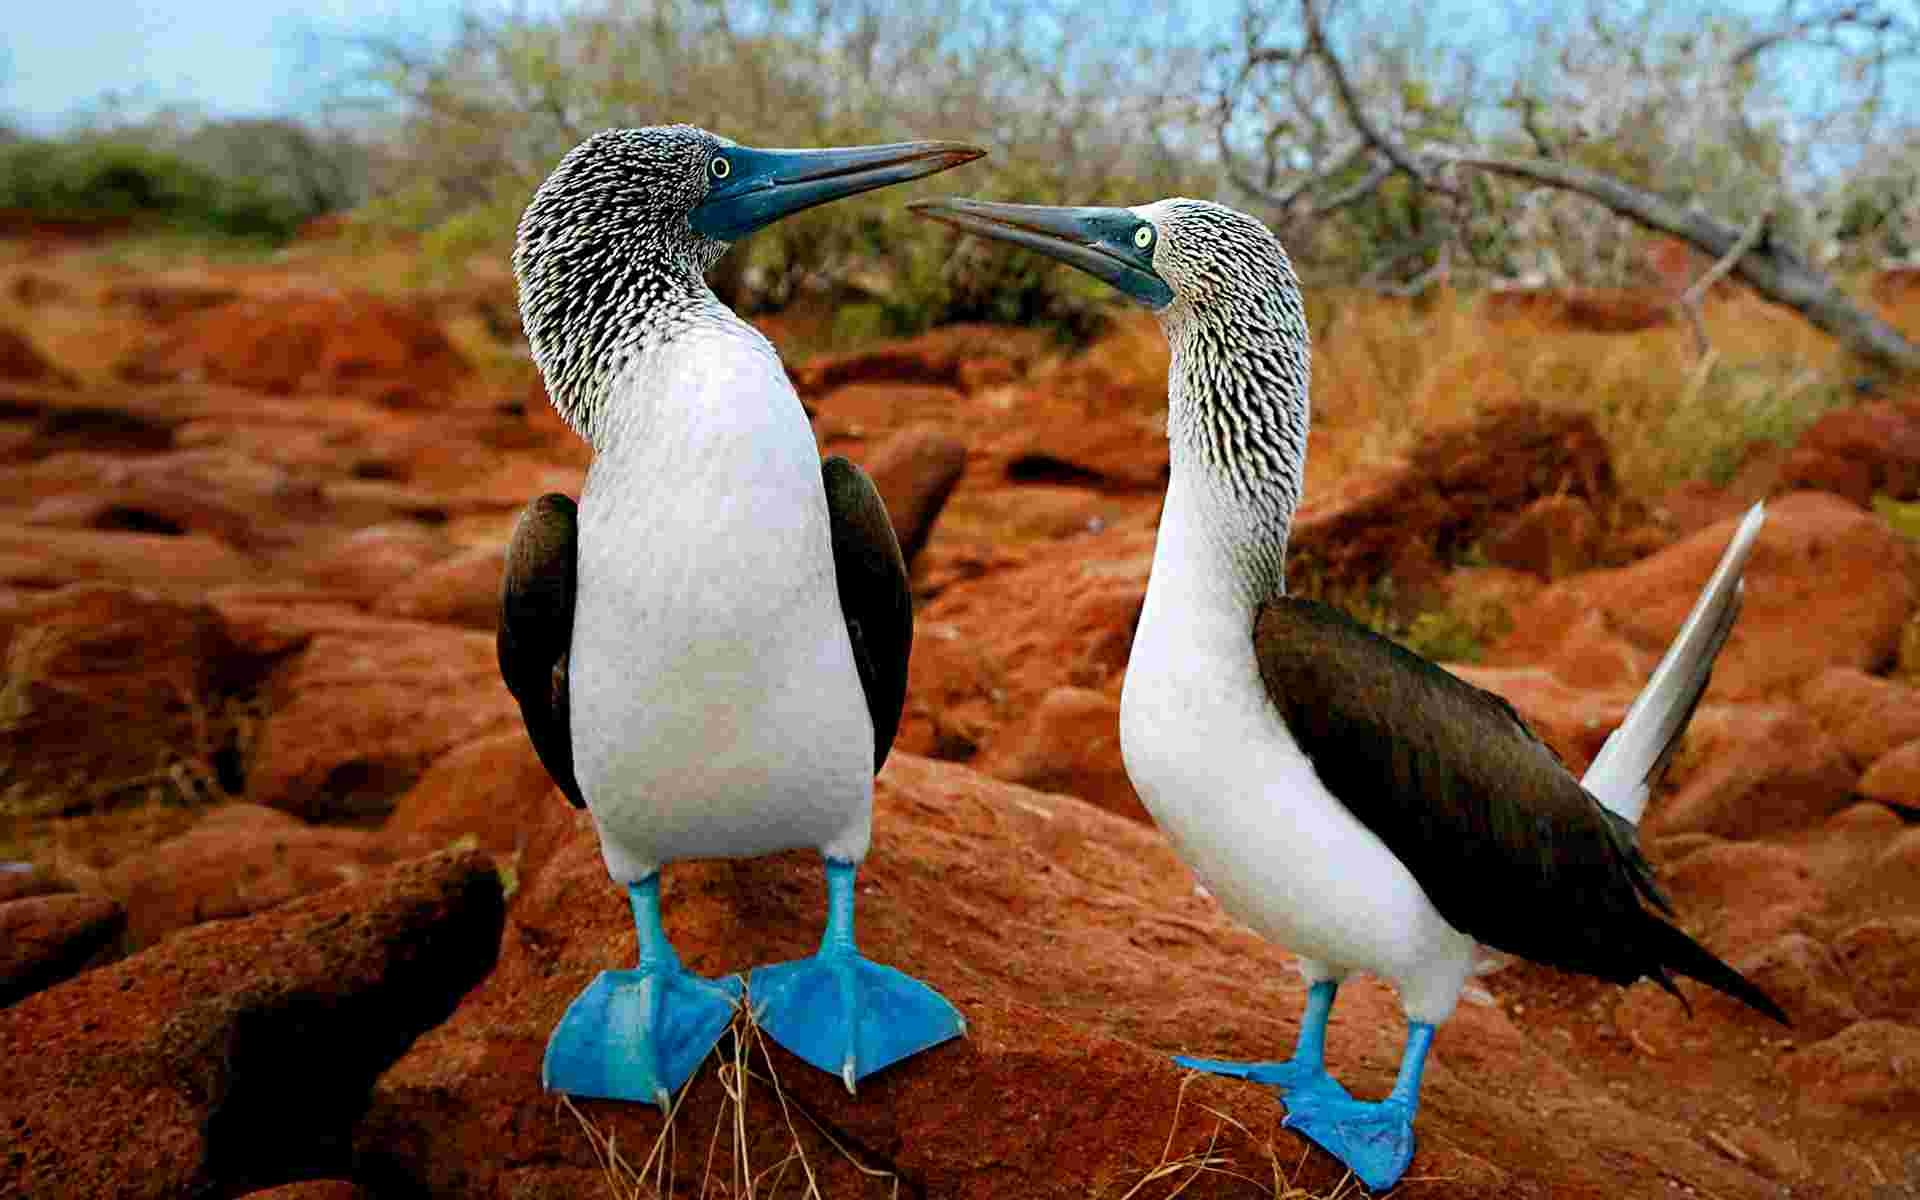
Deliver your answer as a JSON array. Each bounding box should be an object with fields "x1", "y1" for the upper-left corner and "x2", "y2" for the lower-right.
[
  {"x1": 4, "y1": 0, "x2": 1914, "y2": 135},
  {"x1": 3, "y1": 0, "x2": 462, "y2": 131}
]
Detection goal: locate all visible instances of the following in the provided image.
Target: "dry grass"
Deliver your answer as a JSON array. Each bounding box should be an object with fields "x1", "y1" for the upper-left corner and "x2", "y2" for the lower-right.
[
  {"x1": 1092, "y1": 1069, "x2": 1468, "y2": 1200},
  {"x1": 1304, "y1": 283, "x2": 1876, "y2": 504},
  {"x1": 562, "y1": 1001, "x2": 902, "y2": 1200}
]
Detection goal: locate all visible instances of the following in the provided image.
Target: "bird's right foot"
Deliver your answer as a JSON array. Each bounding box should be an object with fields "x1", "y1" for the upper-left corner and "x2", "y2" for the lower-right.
[{"x1": 543, "y1": 965, "x2": 744, "y2": 1109}]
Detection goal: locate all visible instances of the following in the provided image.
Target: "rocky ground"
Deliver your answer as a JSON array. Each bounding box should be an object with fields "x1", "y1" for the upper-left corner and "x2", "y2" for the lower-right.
[{"x1": 3, "y1": 229, "x2": 1920, "y2": 1198}]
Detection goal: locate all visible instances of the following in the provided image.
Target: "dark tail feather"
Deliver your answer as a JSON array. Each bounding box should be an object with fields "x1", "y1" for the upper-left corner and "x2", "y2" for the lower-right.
[{"x1": 1643, "y1": 916, "x2": 1790, "y2": 1026}]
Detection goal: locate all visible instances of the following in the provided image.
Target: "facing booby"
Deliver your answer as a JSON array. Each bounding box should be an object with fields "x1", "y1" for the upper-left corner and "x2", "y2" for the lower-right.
[
  {"x1": 500, "y1": 125, "x2": 982, "y2": 1109},
  {"x1": 910, "y1": 196, "x2": 1786, "y2": 1190}
]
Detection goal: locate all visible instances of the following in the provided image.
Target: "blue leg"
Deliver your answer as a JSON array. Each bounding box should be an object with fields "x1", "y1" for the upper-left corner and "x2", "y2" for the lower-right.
[
  {"x1": 1174, "y1": 979, "x2": 1349, "y2": 1103},
  {"x1": 748, "y1": 858, "x2": 966, "y2": 1091},
  {"x1": 543, "y1": 875, "x2": 744, "y2": 1109},
  {"x1": 1280, "y1": 1021, "x2": 1435, "y2": 1192}
]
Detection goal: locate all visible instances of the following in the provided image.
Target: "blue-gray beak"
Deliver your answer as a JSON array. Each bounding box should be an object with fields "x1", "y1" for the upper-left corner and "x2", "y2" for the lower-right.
[
  {"x1": 907, "y1": 198, "x2": 1175, "y2": 310},
  {"x1": 691, "y1": 141, "x2": 985, "y2": 242}
]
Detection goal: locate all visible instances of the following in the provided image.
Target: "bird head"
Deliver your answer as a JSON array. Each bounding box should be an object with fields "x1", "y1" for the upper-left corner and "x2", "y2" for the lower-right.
[
  {"x1": 906, "y1": 196, "x2": 1300, "y2": 332},
  {"x1": 910, "y1": 195, "x2": 1313, "y2": 578},
  {"x1": 514, "y1": 125, "x2": 982, "y2": 431}
]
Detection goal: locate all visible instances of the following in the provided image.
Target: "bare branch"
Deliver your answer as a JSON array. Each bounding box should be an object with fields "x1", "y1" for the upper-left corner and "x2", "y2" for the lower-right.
[
  {"x1": 1514, "y1": 92, "x2": 1560, "y2": 159},
  {"x1": 1674, "y1": 208, "x2": 1771, "y2": 356},
  {"x1": 1683, "y1": 208, "x2": 1770, "y2": 309},
  {"x1": 1300, "y1": 0, "x2": 1458, "y2": 197},
  {"x1": 1451, "y1": 153, "x2": 1920, "y2": 373},
  {"x1": 1313, "y1": 155, "x2": 1394, "y2": 215},
  {"x1": 1731, "y1": 3, "x2": 1894, "y2": 66}
]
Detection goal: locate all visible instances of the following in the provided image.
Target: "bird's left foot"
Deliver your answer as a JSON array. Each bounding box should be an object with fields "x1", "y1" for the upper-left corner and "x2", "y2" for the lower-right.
[
  {"x1": 1280, "y1": 1091, "x2": 1416, "y2": 1193},
  {"x1": 748, "y1": 950, "x2": 966, "y2": 1091},
  {"x1": 1172, "y1": 1054, "x2": 1351, "y2": 1103}
]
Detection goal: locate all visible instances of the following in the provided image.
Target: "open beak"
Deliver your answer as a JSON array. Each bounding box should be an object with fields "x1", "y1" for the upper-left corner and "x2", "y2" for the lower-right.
[
  {"x1": 691, "y1": 141, "x2": 986, "y2": 242},
  {"x1": 908, "y1": 197, "x2": 1174, "y2": 309}
]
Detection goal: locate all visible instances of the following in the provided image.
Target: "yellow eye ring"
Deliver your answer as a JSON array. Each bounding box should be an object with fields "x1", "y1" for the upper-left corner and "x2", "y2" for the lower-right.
[
  {"x1": 710, "y1": 157, "x2": 731, "y2": 180},
  {"x1": 1133, "y1": 225, "x2": 1154, "y2": 249}
]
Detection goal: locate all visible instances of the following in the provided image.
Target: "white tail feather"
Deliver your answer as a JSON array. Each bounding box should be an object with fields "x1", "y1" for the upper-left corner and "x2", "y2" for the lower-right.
[{"x1": 1582, "y1": 502, "x2": 1767, "y2": 825}]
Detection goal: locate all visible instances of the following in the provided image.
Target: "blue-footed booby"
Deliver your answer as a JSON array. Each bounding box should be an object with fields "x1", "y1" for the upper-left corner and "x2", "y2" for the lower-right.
[
  {"x1": 499, "y1": 126, "x2": 982, "y2": 1108},
  {"x1": 910, "y1": 196, "x2": 1786, "y2": 1190}
]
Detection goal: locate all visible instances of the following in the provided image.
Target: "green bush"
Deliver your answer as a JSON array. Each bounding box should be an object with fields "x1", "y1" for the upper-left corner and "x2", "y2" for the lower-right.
[{"x1": 0, "y1": 138, "x2": 309, "y2": 240}]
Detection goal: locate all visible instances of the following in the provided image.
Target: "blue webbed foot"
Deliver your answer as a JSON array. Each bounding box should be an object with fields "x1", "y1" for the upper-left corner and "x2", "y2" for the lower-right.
[
  {"x1": 748, "y1": 858, "x2": 965, "y2": 1091},
  {"x1": 541, "y1": 874, "x2": 742, "y2": 1109},
  {"x1": 1172, "y1": 1054, "x2": 1352, "y2": 1103},
  {"x1": 1175, "y1": 987, "x2": 1435, "y2": 1193},
  {"x1": 1173, "y1": 979, "x2": 1346, "y2": 1100},
  {"x1": 750, "y1": 950, "x2": 965, "y2": 1090},
  {"x1": 1280, "y1": 1091, "x2": 1416, "y2": 1193},
  {"x1": 543, "y1": 964, "x2": 743, "y2": 1107}
]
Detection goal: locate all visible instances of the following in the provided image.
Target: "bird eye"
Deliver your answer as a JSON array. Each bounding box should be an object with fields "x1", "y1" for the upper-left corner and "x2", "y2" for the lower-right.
[
  {"x1": 710, "y1": 157, "x2": 731, "y2": 180},
  {"x1": 1133, "y1": 225, "x2": 1154, "y2": 250}
]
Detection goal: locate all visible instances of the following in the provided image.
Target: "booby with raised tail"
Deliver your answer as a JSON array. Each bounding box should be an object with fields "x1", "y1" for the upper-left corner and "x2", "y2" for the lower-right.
[
  {"x1": 500, "y1": 126, "x2": 982, "y2": 1108},
  {"x1": 910, "y1": 195, "x2": 1786, "y2": 1190}
]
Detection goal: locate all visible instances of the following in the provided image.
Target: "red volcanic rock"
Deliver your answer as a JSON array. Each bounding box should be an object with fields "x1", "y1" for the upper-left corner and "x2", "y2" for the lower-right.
[
  {"x1": 15, "y1": 448, "x2": 330, "y2": 554},
  {"x1": 1858, "y1": 738, "x2": 1920, "y2": 809},
  {"x1": 1481, "y1": 286, "x2": 1676, "y2": 333},
  {"x1": 0, "y1": 524, "x2": 261, "y2": 594},
  {"x1": 983, "y1": 685, "x2": 1144, "y2": 821},
  {"x1": 1615, "y1": 932, "x2": 1857, "y2": 1056},
  {"x1": 999, "y1": 400, "x2": 1170, "y2": 491},
  {"x1": 383, "y1": 731, "x2": 581, "y2": 884},
  {"x1": 290, "y1": 523, "x2": 455, "y2": 602},
  {"x1": 1831, "y1": 917, "x2": 1920, "y2": 1021},
  {"x1": 249, "y1": 619, "x2": 521, "y2": 822},
  {"x1": 0, "y1": 892, "x2": 125, "y2": 1005},
  {"x1": 0, "y1": 851, "x2": 502, "y2": 1199},
  {"x1": 98, "y1": 805, "x2": 437, "y2": 948},
  {"x1": 0, "y1": 323, "x2": 74, "y2": 386},
  {"x1": 1489, "y1": 492, "x2": 1917, "y2": 700},
  {"x1": 789, "y1": 323, "x2": 1050, "y2": 395},
  {"x1": 1776, "y1": 401, "x2": 1920, "y2": 507},
  {"x1": 8, "y1": 271, "x2": 70, "y2": 307},
  {"x1": 357, "y1": 754, "x2": 1778, "y2": 1200},
  {"x1": 237, "y1": 1184, "x2": 368, "y2": 1200},
  {"x1": 1291, "y1": 401, "x2": 1615, "y2": 598},
  {"x1": 1560, "y1": 288, "x2": 1677, "y2": 332},
  {"x1": 860, "y1": 423, "x2": 968, "y2": 567},
  {"x1": 1655, "y1": 478, "x2": 1757, "y2": 540},
  {"x1": 1034, "y1": 312, "x2": 1173, "y2": 415},
  {"x1": 372, "y1": 544, "x2": 505, "y2": 630},
  {"x1": 1872, "y1": 262, "x2": 1920, "y2": 307},
  {"x1": 1800, "y1": 667, "x2": 1920, "y2": 769},
  {"x1": 1783, "y1": 1020, "x2": 1920, "y2": 1115},
  {"x1": 0, "y1": 585, "x2": 269, "y2": 816},
  {"x1": 103, "y1": 280, "x2": 242, "y2": 323},
  {"x1": 0, "y1": 862, "x2": 71, "y2": 904},
  {"x1": 1869, "y1": 827, "x2": 1920, "y2": 910},
  {"x1": 1648, "y1": 703, "x2": 1856, "y2": 840},
  {"x1": 898, "y1": 525, "x2": 1153, "y2": 764},
  {"x1": 811, "y1": 381, "x2": 967, "y2": 438},
  {"x1": 118, "y1": 290, "x2": 471, "y2": 403},
  {"x1": 1482, "y1": 494, "x2": 1603, "y2": 579},
  {"x1": 1654, "y1": 839, "x2": 1830, "y2": 957}
]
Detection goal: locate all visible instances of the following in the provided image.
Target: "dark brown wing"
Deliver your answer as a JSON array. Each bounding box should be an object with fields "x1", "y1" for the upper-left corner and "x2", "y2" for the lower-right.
[
  {"x1": 1255, "y1": 597, "x2": 1784, "y2": 1022},
  {"x1": 498, "y1": 494, "x2": 583, "y2": 808},
  {"x1": 822, "y1": 456, "x2": 912, "y2": 773}
]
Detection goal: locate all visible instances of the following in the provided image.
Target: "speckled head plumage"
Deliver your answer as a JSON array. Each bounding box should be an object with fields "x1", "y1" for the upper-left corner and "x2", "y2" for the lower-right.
[
  {"x1": 514, "y1": 125, "x2": 733, "y2": 435},
  {"x1": 911, "y1": 194, "x2": 1312, "y2": 597},
  {"x1": 515, "y1": 125, "x2": 986, "y2": 438}
]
